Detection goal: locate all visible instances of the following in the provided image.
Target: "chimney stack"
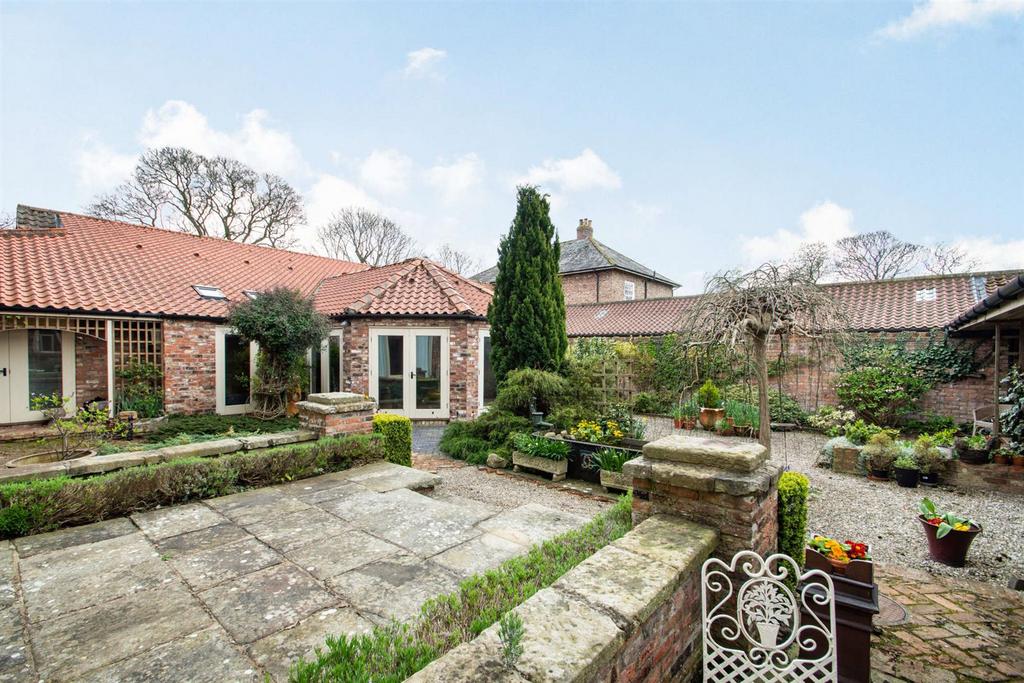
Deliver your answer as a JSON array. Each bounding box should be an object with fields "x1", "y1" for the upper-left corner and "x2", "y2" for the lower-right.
[{"x1": 576, "y1": 218, "x2": 593, "y2": 240}]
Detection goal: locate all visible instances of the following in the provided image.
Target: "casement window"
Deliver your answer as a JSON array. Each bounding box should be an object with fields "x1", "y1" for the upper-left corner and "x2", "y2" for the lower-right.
[
  {"x1": 215, "y1": 327, "x2": 256, "y2": 415},
  {"x1": 478, "y1": 330, "x2": 497, "y2": 409},
  {"x1": 623, "y1": 280, "x2": 636, "y2": 300}
]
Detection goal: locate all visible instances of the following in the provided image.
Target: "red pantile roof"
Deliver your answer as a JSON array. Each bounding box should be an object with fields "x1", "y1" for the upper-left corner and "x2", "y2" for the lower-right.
[
  {"x1": 314, "y1": 259, "x2": 492, "y2": 317},
  {"x1": 1, "y1": 208, "x2": 369, "y2": 318},
  {"x1": 565, "y1": 271, "x2": 1022, "y2": 337}
]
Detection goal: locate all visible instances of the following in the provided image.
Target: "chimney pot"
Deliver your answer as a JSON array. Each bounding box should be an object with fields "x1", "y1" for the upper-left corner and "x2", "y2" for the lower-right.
[{"x1": 577, "y1": 218, "x2": 594, "y2": 240}]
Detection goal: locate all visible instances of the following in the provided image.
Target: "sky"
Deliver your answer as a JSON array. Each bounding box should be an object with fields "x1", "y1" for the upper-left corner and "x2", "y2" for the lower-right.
[{"x1": 1, "y1": 1, "x2": 1022, "y2": 293}]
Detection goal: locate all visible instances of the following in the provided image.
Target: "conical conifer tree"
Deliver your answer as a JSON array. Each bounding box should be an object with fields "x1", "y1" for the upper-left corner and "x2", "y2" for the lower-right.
[{"x1": 488, "y1": 186, "x2": 567, "y2": 383}]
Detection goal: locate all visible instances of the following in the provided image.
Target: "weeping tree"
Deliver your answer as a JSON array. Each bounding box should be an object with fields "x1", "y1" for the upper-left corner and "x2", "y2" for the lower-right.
[
  {"x1": 228, "y1": 288, "x2": 328, "y2": 418},
  {"x1": 681, "y1": 263, "x2": 847, "y2": 455}
]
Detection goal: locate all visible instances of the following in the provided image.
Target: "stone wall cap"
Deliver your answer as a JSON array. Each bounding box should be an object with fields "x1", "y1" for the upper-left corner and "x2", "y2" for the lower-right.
[
  {"x1": 307, "y1": 392, "x2": 374, "y2": 406},
  {"x1": 642, "y1": 434, "x2": 767, "y2": 472},
  {"x1": 623, "y1": 455, "x2": 781, "y2": 496},
  {"x1": 296, "y1": 398, "x2": 376, "y2": 415}
]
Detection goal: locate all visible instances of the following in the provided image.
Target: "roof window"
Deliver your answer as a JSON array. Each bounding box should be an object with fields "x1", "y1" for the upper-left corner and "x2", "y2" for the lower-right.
[
  {"x1": 595, "y1": 309, "x2": 608, "y2": 319},
  {"x1": 193, "y1": 285, "x2": 227, "y2": 300},
  {"x1": 243, "y1": 290, "x2": 262, "y2": 300},
  {"x1": 915, "y1": 287, "x2": 937, "y2": 302},
  {"x1": 970, "y1": 276, "x2": 987, "y2": 302}
]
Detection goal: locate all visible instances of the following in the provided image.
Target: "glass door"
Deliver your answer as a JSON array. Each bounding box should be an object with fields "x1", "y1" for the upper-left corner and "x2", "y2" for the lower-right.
[
  {"x1": 4, "y1": 330, "x2": 76, "y2": 424},
  {"x1": 370, "y1": 328, "x2": 449, "y2": 418},
  {"x1": 376, "y1": 334, "x2": 405, "y2": 410},
  {"x1": 0, "y1": 333, "x2": 10, "y2": 424}
]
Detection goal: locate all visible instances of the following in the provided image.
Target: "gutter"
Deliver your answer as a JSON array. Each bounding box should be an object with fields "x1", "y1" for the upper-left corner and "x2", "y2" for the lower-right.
[{"x1": 947, "y1": 273, "x2": 1024, "y2": 331}]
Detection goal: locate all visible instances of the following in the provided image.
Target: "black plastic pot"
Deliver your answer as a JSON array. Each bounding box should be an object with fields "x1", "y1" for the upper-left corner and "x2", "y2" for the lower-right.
[
  {"x1": 920, "y1": 471, "x2": 940, "y2": 486},
  {"x1": 893, "y1": 467, "x2": 920, "y2": 488},
  {"x1": 867, "y1": 468, "x2": 890, "y2": 481}
]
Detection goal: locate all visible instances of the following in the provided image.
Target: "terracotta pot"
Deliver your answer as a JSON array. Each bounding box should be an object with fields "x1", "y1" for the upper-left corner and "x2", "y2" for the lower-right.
[
  {"x1": 673, "y1": 418, "x2": 684, "y2": 429},
  {"x1": 993, "y1": 453, "x2": 1010, "y2": 465},
  {"x1": 893, "y1": 467, "x2": 920, "y2": 488},
  {"x1": 1013, "y1": 455, "x2": 1024, "y2": 469},
  {"x1": 919, "y1": 516, "x2": 981, "y2": 567},
  {"x1": 681, "y1": 417, "x2": 697, "y2": 430},
  {"x1": 699, "y1": 407, "x2": 725, "y2": 430}
]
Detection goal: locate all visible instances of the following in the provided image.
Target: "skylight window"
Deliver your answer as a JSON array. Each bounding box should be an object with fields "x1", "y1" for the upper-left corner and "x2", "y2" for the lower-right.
[
  {"x1": 595, "y1": 309, "x2": 608, "y2": 319},
  {"x1": 193, "y1": 285, "x2": 227, "y2": 300},
  {"x1": 915, "y1": 288, "x2": 937, "y2": 302},
  {"x1": 243, "y1": 290, "x2": 262, "y2": 300}
]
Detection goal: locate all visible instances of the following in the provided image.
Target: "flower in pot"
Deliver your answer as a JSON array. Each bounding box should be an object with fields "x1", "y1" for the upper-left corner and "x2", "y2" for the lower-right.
[
  {"x1": 714, "y1": 417, "x2": 733, "y2": 436},
  {"x1": 861, "y1": 432, "x2": 897, "y2": 480},
  {"x1": 992, "y1": 446, "x2": 1012, "y2": 466},
  {"x1": 808, "y1": 534, "x2": 871, "y2": 574},
  {"x1": 697, "y1": 380, "x2": 724, "y2": 431},
  {"x1": 918, "y1": 497, "x2": 982, "y2": 567},
  {"x1": 593, "y1": 447, "x2": 632, "y2": 492},
  {"x1": 955, "y1": 434, "x2": 990, "y2": 465},
  {"x1": 892, "y1": 451, "x2": 920, "y2": 488},
  {"x1": 740, "y1": 581, "x2": 794, "y2": 648},
  {"x1": 915, "y1": 435, "x2": 944, "y2": 486}
]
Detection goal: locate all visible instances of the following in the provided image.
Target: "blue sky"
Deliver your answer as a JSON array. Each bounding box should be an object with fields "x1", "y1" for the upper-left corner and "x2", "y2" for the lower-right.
[{"x1": 2, "y1": 1, "x2": 1022, "y2": 292}]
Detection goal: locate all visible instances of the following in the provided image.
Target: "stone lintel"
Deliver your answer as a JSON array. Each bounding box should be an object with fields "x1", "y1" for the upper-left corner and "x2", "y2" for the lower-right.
[
  {"x1": 623, "y1": 455, "x2": 780, "y2": 496},
  {"x1": 642, "y1": 434, "x2": 767, "y2": 472}
]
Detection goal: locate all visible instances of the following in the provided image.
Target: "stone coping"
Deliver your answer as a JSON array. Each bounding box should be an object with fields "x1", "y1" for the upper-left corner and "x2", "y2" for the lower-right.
[
  {"x1": 296, "y1": 393, "x2": 376, "y2": 415},
  {"x1": 407, "y1": 515, "x2": 718, "y2": 682},
  {"x1": 643, "y1": 434, "x2": 767, "y2": 472},
  {"x1": 623, "y1": 454, "x2": 781, "y2": 496},
  {"x1": 0, "y1": 430, "x2": 317, "y2": 484}
]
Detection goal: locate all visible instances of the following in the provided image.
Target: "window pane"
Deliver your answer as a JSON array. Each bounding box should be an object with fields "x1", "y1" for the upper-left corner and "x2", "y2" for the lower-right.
[
  {"x1": 28, "y1": 330, "x2": 62, "y2": 404},
  {"x1": 309, "y1": 344, "x2": 323, "y2": 394},
  {"x1": 329, "y1": 336, "x2": 341, "y2": 392},
  {"x1": 378, "y1": 335, "x2": 404, "y2": 409},
  {"x1": 224, "y1": 335, "x2": 250, "y2": 406},
  {"x1": 416, "y1": 335, "x2": 441, "y2": 410},
  {"x1": 482, "y1": 335, "x2": 497, "y2": 406}
]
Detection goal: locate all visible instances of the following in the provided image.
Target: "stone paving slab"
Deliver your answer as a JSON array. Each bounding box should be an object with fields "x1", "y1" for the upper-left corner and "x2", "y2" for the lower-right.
[
  {"x1": 206, "y1": 488, "x2": 314, "y2": 526},
  {"x1": 246, "y1": 507, "x2": 352, "y2": 553},
  {"x1": 131, "y1": 503, "x2": 228, "y2": 541},
  {"x1": 340, "y1": 460, "x2": 442, "y2": 492},
  {"x1": 343, "y1": 488, "x2": 483, "y2": 557},
  {"x1": 478, "y1": 502, "x2": 589, "y2": 547},
  {"x1": 77, "y1": 626, "x2": 258, "y2": 683},
  {"x1": 286, "y1": 529, "x2": 403, "y2": 581},
  {"x1": 0, "y1": 545, "x2": 14, "y2": 611},
  {"x1": 198, "y1": 563, "x2": 337, "y2": 644},
  {"x1": 431, "y1": 532, "x2": 531, "y2": 578},
  {"x1": 155, "y1": 521, "x2": 251, "y2": 555},
  {"x1": 0, "y1": 605, "x2": 31, "y2": 683},
  {"x1": 170, "y1": 537, "x2": 283, "y2": 591},
  {"x1": 12, "y1": 517, "x2": 136, "y2": 558},
  {"x1": 248, "y1": 607, "x2": 374, "y2": 682}
]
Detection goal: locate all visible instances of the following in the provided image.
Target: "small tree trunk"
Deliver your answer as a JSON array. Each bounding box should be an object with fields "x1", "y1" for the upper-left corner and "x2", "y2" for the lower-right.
[{"x1": 752, "y1": 334, "x2": 772, "y2": 457}]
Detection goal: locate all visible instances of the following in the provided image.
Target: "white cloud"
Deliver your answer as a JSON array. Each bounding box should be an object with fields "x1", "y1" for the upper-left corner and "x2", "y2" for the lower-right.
[
  {"x1": 951, "y1": 236, "x2": 1024, "y2": 270},
  {"x1": 740, "y1": 200, "x2": 855, "y2": 266},
  {"x1": 359, "y1": 149, "x2": 412, "y2": 195},
  {"x1": 403, "y1": 47, "x2": 447, "y2": 79},
  {"x1": 424, "y1": 153, "x2": 484, "y2": 203},
  {"x1": 518, "y1": 148, "x2": 622, "y2": 193},
  {"x1": 629, "y1": 200, "x2": 665, "y2": 222},
  {"x1": 75, "y1": 134, "x2": 137, "y2": 191},
  {"x1": 139, "y1": 100, "x2": 305, "y2": 176},
  {"x1": 305, "y1": 173, "x2": 382, "y2": 228},
  {"x1": 876, "y1": 0, "x2": 1024, "y2": 40}
]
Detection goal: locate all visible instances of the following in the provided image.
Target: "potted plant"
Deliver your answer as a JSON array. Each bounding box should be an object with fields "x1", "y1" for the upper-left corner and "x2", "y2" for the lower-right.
[
  {"x1": 511, "y1": 433, "x2": 570, "y2": 481},
  {"x1": 918, "y1": 498, "x2": 981, "y2": 567},
  {"x1": 697, "y1": 380, "x2": 725, "y2": 430},
  {"x1": 861, "y1": 432, "x2": 897, "y2": 481},
  {"x1": 807, "y1": 534, "x2": 872, "y2": 576},
  {"x1": 992, "y1": 446, "x2": 1012, "y2": 466},
  {"x1": 892, "y1": 452, "x2": 920, "y2": 488},
  {"x1": 679, "y1": 399, "x2": 698, "y2": 430},
  {"x1": 714, "y1": 417, "x2": 734, "y2": 436},
  {"x1": 740, "y1": 581, "x2": 794, "y2": 648},
  {"x1": 955, "y1": 434, "x2": 990, "y2": 465},
  {"x1": 671, "y1": 404, "x2": 685, "y2": 430},
  {"x1": 915, "y1": 435, "x2": 944, "y2": 486},
  {"x1": 593, "y1": 447, "x2": 633, "y2": 493}
]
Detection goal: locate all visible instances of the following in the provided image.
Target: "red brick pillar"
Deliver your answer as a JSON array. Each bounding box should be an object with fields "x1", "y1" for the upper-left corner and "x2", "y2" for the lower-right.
[
  {"x1": 295, "y1": 392, "x2": 376, "y2": 437},
  {"x1": 624, "y1": 435, "x2": 780, "y2": 558}
]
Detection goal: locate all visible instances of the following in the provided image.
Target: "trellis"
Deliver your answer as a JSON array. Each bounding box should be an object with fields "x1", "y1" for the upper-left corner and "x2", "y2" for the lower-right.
[{"x1": 590, "y1": 355, "x2": 637, "y2": 409}]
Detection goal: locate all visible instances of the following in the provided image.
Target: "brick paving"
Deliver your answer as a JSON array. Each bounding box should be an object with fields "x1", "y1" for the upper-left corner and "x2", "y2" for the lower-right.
[{"x1": 872, "y1": 564, "x2": 1024, "y2": 682}]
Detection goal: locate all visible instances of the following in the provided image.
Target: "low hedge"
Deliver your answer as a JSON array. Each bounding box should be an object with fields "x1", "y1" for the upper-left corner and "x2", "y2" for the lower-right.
[
  {"x1": 372, "y1": 414, "x2": 412, "y2": 467},
  {"x1": 439, "y1": 410, "x2": 532, "y2": 465},
  {"x1": 147, "y1": 413, "x2": 300, "y2": 442},
  {"x1": 0, "y1": 434, "x2": 382, "y2": 540},
  {"x1": 291, "y1": 493, "x2": 633, "y2": 682},
  {"x1": 778, "y1": 471, "x2": 810, "y2": 568}
]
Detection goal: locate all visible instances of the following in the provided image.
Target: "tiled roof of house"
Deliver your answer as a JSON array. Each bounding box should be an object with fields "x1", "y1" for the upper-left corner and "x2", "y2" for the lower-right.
[
  {"x1": 565, "y1": 271, "x2": 1022, "y2": 337},
  {"x1": 948, "y1": 272, "x2": 1024, "y2": 330},
  {"x1": 314, "y1": 258, "x2": 493, "y2": 318},
  {"x1": 472, "y1": 236, "x2": 679, "y2": 288},
  {"x1": 1, "y1": 206, "x2": 369, "y2": 319}
]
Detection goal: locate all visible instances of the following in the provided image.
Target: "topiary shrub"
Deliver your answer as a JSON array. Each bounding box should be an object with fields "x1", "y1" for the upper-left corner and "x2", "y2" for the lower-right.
[
  {"x1": 494, "y1": 368, "x2": 572, "y2": 417},
  {"x1": 632, "y1": 392, "x2": 671, "y2": 415},
  {"x1": 778, "y1": 471, "x2": 809, "y2": 568},
  {"x1": 372, "y1": 414, "x2": 413, "y2": 467}
]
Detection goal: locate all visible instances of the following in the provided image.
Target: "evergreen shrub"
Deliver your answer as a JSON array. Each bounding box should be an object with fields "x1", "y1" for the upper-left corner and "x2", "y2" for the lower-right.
[
  {"x1": 778, "y1": 471, "x2": 809, "y2": 567},
  {"x1": 372, "y1": 414, "x2": 412, "y2": 467}
]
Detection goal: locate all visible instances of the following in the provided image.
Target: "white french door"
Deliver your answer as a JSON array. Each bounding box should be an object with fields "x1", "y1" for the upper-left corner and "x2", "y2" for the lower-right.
[
  {"x1": 0, "y1": 330, "x2": 76, "y2": 424},
  {"x1": 309, "y1": 329, "x2": 344, "y2": 395},
  {"x1": 369, "y1": 328, "x2": 449, "y2": 419}
]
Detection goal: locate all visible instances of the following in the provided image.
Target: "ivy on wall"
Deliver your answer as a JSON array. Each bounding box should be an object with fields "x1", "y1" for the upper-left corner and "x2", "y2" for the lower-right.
[{"x1": 841, "y1": 330, "x2": 988, "y2": 386}]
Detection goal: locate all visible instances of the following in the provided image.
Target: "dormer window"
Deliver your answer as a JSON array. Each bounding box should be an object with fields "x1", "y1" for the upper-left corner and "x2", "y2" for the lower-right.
[
  {"x1": 193, "y1": 285, "x2": 227, "y2": 300},
  {"x1": 623, "y1": 281, "x2": 636, "y2": 300},
  {"x1": 915, "y1": 287, "x2": 937, "y2": 302}
]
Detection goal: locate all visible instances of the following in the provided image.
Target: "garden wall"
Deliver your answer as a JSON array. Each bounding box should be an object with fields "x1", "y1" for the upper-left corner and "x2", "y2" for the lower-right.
[
  {"x1": 163, "y1": 319, "x2": 217, "y2": 414},
  {"x1": 74, "y1": 332, "x2": 108, "y2": 405}
]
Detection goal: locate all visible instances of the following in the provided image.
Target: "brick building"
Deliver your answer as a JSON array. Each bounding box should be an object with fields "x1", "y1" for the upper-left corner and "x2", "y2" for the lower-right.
[
  {"x1": 1, "y1": 206, "x2": 496, "y2": 426},
  {"x1": 472, "y1": 218, "x2": 678, "y2": 304}
]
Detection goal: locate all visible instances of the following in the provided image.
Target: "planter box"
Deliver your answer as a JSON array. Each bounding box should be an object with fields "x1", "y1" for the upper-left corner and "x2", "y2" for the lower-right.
[
  {"x1": 559, "y1": 437, "x2": 641, "y2": 484},
  {"x1": 832, "y1": 446, "x2": 862, "y2": 475},
  {"x1": 512, "y1": 451, "x2": 567, "y2": 481},
  {"x1": 600, "y1": 469, "x2": 632, "y2": 493}
]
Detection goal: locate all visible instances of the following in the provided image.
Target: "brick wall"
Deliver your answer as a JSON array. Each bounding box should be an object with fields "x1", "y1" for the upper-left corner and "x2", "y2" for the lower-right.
[
  {"x1": 74, "y1": 333, "x2": 107, "y2": 405},
  {"x1": 162, "y1": 319, "x2": 217, "y2": 414},
  {"x1": 563, "y1": 270, "x2": 676, "y2": 305}
]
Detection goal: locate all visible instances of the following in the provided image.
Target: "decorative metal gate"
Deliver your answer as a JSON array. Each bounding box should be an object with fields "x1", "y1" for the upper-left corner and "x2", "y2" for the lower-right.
[{"x1": 701, "y1": 551, "x2": 838, "y2": 682}]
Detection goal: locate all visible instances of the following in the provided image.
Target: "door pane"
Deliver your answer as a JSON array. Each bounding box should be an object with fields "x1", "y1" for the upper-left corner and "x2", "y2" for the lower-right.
[
  {"x1": 224, "y1": 334, "x2": 250, "y2": 406},
  {"x1": 482, "y1": 335, "x2": 497, "y2": 406},
  {"x1": 309, "y1": 344, "x2": 323, "y2": 394},
  {"x1": 378, "y1": 335, "x2": 404, "y2": 409},
  {"x1": 328, "y1": 336, "x2": 341, "y2": 393},
  {"x1": 415, "y1": 335, "x2": 441, "y2": 410},
  {"x1": 28, "y1": 330, "x2": 62, "y2": 404}
]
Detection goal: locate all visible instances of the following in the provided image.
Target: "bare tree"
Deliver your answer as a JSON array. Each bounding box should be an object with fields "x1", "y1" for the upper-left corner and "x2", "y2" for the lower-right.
[
  {"x1": 316, "y1": 208, "x2": 417, "y2": 266},
  {"x1": 0, "y1": 212, "x2": 12, "y2": 229},
  {"x1": 432, "y1": 243, "x2": 479, "y2": 274},
  {"x1": 787, "y1": 242, "x2": 831, "y2": 282},
  {"x1": 833, "y1": 231, "x2": 924, "y2": 281},
  {"x1": 924, "y1": 242, "x2": 977, "y2": 275},
  {"x1": 87, "y1": 147, "x2": 303, "y2": 248},
  {"x1": 681, "y1": 263, "x2": 847, "y2": 455}
]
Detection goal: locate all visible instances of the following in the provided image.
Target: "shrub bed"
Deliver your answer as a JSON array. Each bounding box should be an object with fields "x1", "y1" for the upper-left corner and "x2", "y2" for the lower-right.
[
  {"x1": 439, "y1": 410, "x2": 532, "y2": 465},
  {"x1": 147, "y1": 413, "x2": 300, "y2": 442},
  {"x1": 372, "y1": 414, "x2": 412, "y2": 467},
  {"x1": 291, "y1": 494, "x2": 633, "y2": 682},
  {"x1": 0, "y1": 434, "x2": 381, "y2": 540}
]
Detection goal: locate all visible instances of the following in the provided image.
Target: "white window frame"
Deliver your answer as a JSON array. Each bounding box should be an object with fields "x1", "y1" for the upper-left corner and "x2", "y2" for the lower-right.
[
  {"x1": 215, "y1": 326, "x2": 257, "y2": 415},
  {"x1": 308, "y1": 328, "x2": 344, "y2": 394},
  {"x1": 623, "y1": 280, "x2": 636, "y2": 300},
  {"x1": 194, "y1": 285, "x2": 227, "y2": 300},
  {"x1": 478, "y1": 329, "x2": 493, "y2": 411},
  {"x1": 368, "y1": 327, "x2": 450, "y2": 419}
]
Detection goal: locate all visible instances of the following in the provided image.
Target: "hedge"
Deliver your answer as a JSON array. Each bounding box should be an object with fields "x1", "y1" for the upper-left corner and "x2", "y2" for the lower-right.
[
  {"x1": 372, "y1": 414, "x2": 412, "y2": 467},
  {"x1": 291, "y1": 493, "x2": 633, "y2": 682},
  {"x1": 777, "y1": 471, "x2": 810, "y2": 568},
  {"x1": 0, "y1": 434, "x2": 382, "y2": 540}
]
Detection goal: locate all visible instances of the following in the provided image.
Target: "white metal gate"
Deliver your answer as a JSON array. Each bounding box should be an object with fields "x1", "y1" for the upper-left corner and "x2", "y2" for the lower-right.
[{"x1": 701, "y1": 551, "x2": 838, "y2": 682}]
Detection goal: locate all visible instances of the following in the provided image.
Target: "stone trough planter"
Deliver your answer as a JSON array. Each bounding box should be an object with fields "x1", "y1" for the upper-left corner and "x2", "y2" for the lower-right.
[
  {"x1": 512, "y1": 451, "x2": 567, "y2": 481},
  {"x1": 599, "y1": 469, "x2": 631, "y2": 493},
  {"x1": 6, "y1": 449, "x2": 96, "y2": 467}
]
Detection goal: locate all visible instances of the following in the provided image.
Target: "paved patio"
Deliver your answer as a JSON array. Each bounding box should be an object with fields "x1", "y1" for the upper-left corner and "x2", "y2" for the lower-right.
[{"x1": 0, "y1": 461, "x2": 591, "y2": 682}]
